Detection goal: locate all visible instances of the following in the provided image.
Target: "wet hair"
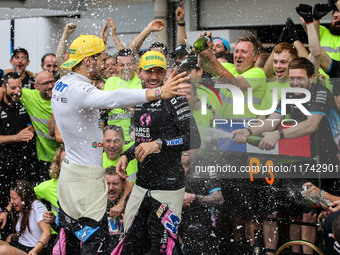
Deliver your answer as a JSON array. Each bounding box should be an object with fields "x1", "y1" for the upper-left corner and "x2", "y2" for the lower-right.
[
  {"x1": 116, "y1": 49, "x2": 137, "y2": 63},
  {"x1": 103, "y1": 125, "x2": 125, "y2": 142},
  {"x1": 105, "y1": 166, "x2": 126, "y2": 182},
  {"x1": 273, "y1": 43, "x2": 298, "y2": 59},
  {"x1": 10, "y1": 180, "x2": 36, "y2": 238},
  {"x1": 41, "y1": 53, "x2": 56, "y2": 66},
  {"x1": 2, "y1": 72, "x2": 21, "y2": 86},
  {"x1": 149, "y1": 42, "x2": 168, "y2": 56},
  {"x1": 11, "y1": 48, "x2": 29, "y2": 60},
  {"x1": 49, "y1": 144, "x2": 65, "y2": 179},
  {"x1": 104, "y1": 55, "x2": 116, "y2": 63},
  {"x1": 288, "y1": 57, "x2": 314, "y2": 78},
  {"x1": 236, "y1": 35, "x2": 263, "y2": 55}
]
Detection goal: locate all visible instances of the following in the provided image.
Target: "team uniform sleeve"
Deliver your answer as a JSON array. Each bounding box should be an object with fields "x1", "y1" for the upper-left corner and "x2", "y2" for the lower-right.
[
  {"x1": 308, "y1": 88, "x2": 333, "y2": 116},
  {"x1": 123, "y1": 143, "x2": 136, "y2": 162},
  {"x1": 326, "y1": 59, "x2": 340, "y2": 96},
  {"x1": 162, "y1": 96, "x2": 201, "y2": 152},
  {"x1": 58, "y1": 81, "x2": 149, "y2": 110}
]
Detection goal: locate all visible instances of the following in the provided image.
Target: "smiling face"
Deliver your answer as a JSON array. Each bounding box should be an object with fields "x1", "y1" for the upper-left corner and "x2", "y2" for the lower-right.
[
  {"x1": 273, "y1": 51, "x2": 293, "y2": 80},
  {"x1": 213, "y1": 40, "x2": 227, "y2": 54},
  {"x1": 104, "y1": 129, "x2": 124, "y2": 160},
  {"x1": 10, "y1": 189, "x2": 24, "y2": 212},
  {"x1": 104, "y1": 57, "x2": 117, "y2": 78},
  {"x1": 288, "y1": 68, "x2": 314, "y2": 96},
  {"x1": 105, "y1": 174, "x2": 124, "y2": 202},
  {"x1": 34, "y1": 71, "x2": 55, "y2": 100},
  {"x1": 42, "y1": 55, "x2": 58, "y2": 77},
  {"x1": 10, "y1": 52, "x2": 30, "y2": 74},
  {"x1": 5, "y1": 78, "x2": 22, "y2": 105},
  {"x1": 330, "y1": 11, "x2": 340, "y2": 35},
  {"x1": 137, "y1": 67, "x2": 166, "y2": 89},
  {"x1": 117, "y1": 55, "x2": 136, "y2": 81},
  {"x1": 233, "y1": 41, "x2": 257, "y2": 74}
]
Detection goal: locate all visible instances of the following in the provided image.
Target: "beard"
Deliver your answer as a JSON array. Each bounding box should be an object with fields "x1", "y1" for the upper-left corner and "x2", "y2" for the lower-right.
[
  {"x1": 329, "y1": 22, "x2": 340, "y2": 36},
  {"x1": 5, "y1": 92, "x2": 18, "y2": 106}
]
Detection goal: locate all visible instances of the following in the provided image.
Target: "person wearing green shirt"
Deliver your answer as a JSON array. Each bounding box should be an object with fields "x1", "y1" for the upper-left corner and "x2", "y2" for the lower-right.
[
  {"x1": 34, "y1": 145, "x2": 65, "y2": 235},
  {"x1": 102, "y1": 125, "x2": 138, "y2": 183},
  {"x1": 260, "y1": 42, "x2": 298, "y2": 118},
  {"x1": 20, "y1": 71, "x2": 59, "y2": 183},
  {"x1": 197, "y1": 34, "x2": 266, "y2": 119},
  {"x1": 103, "y1": 49, "x2": 142, "y2": 142}
]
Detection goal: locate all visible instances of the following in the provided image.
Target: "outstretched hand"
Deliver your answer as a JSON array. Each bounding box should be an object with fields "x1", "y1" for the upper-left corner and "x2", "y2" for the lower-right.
[
  {"x1": 175, "y1": 1, "x2": 185, "y2": 23},
  {"x1": 160, "y1": 69, "x2": 190, "y2": 99},
  {"x1": 147, "y1": 19, "x2": 165, "y2": 32},
  {"x1": 313, "y1": 3, "x2": 332, "y2": 20},
  {"x1": 100, "y1": 23, "x2": 109, "y2": 44},
  {"x1": 116, "y1": 155, "x2": 129, "y2": 179},
  {"x1": 296, "y1": 4, "x2": 314, "y2": 23},
  {"x1": 108, "y1": 17, "x2": 117, "y2": 35}
]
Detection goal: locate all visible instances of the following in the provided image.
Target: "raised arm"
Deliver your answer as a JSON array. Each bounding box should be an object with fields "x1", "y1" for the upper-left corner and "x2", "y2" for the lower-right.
[
  {"x1": 176, "y1": 1, "x2": 187, "y2": 46},
  {"x1": 128, "y1": 19, "x2": 165, "y2": 53},
  {"x1": 108, "y1": 18, "x2": 125, "y2": 51},
  {"x1": 56, "y1": 23, "x2": 76, "y2": 77}
]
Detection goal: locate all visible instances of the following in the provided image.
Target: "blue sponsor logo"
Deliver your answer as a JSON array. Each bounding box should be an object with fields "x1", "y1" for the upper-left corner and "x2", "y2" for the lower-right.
[
  {"x1": 164, "y1": 213, "x2": 180, "y2": 235},
  {"x1": 54, "y1": 81, "x2": 68, "y2": 92},
  {"x1": 166, "y1": 138, "x2": 183, "y2": 146}
]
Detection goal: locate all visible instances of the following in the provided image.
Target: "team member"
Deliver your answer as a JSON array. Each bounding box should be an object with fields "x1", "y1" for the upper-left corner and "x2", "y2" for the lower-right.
[
  {"x1": 260, "y1": 42, "x2": 298, "y2": 116},
  {"x1": 104, "y1": 49, "x2": 142, "y2": 142},
  {"x1": 41, "y1": 53, "x2": 59, "y2": 79},
  {"x1": 0, "y1": 72, "x2": 35, "y2": 208},
  {"x1": 103, "y1": 125, "x2": 137, "y2": 182},
  {"x1": 5, "y1": 48, "x2": 35, "y2": 89},
  {"x1": 51, "y1": 35, "x2": 189, "y2": 253},
  {"x1": 20, "y1": 71, "x2": 59, "y2": 183},
  {"x1": 116, "y1": 50, "x2": 201, "y2": 253}
]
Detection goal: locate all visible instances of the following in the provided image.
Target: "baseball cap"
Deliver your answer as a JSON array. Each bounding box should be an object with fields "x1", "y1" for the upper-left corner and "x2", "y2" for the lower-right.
[
  {"x1": 138, "y1": 50, "x2": 167, "y2": 70},
  {"x1": 11, "y1": 48, "x2": 29, "y2": 60},
  {"x1": 170, "y1": 44, "x2": 193, "y2": 58},
  {"x1": 61, "y1": 35, "x2": 106, "y2": 69},
  {"x1": 213, "y1": 37, "x2": 231, "y2": 52}
]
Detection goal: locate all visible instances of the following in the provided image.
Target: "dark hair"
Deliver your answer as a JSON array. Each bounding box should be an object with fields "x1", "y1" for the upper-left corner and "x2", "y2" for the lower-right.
[
  {"x1": 104, "y1": 55, "x2": 116, "y2": 63},
  {"x1": 288, "y1": 57, "x2": 314, "y2": 77},
  {"x1": 149, "y1": 42, "x2": 168, "y2": 56},
  {"x1": 236, "y1": 35, "x2": 262, "y2": 55},
  {"x1": 41, "y1": 53, "x2": 56, "y2": 66},
  {"x1": 10, "y1": 180, "x2": 36, "y2": 238},
  {"x1": 11, "y1": 48, "x2": 29, "y2": 60},
  {"x1": 103, "y1": 125, "x2": 125, "y2": 142},
  {"x1": 116, "y1": 49, "x2": 136, "y2": 62},
  {"x1": 2, "y1": 72, "x2": 21, "y2": 86},
  {"x1": 105, "y1": 166, "x2": 126, "y2": 182}
]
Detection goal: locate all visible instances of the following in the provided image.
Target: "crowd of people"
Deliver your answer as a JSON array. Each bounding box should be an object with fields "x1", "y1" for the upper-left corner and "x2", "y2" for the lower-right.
[{"x1": 0, "y1": 0, "x2": 340, "y2": 254}]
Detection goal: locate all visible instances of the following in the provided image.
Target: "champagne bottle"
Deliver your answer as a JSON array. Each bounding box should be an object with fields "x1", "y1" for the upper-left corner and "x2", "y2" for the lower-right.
[
  {"x1": 192, "y1": 36, "x2": 211, "y2": 53},
  {"x1": 246, "y1": 135, "x2": 264, "y2": 147}
]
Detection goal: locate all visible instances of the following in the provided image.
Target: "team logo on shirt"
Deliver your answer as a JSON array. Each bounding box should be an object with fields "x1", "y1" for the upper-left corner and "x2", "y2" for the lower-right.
[
  {"x1": 92, "y1": 142, "x2": 104, "y2": 148},
  {"x1": 140, "y1": 113, "x2": 151, "y2": 127}
]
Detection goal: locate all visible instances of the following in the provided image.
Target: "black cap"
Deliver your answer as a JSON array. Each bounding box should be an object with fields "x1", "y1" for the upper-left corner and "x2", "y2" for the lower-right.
[
  {"x1": 170, "y1": 44, "x2": 193, "y2": 58},
  {"x1": 11, "y1": 48, "x2": 29, "y2": 60},
  {"x1": 178, "y1": 57, "x2": 200, "y2": 73}
]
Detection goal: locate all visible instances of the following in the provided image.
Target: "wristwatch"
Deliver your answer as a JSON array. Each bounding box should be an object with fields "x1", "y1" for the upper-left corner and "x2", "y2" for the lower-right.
[
  {"x1": 154, "y1": 87, "x2": 162, "y2": 100},
  {"x1": 155, "y1": 138, "x2": 162, "y2": 153}
]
